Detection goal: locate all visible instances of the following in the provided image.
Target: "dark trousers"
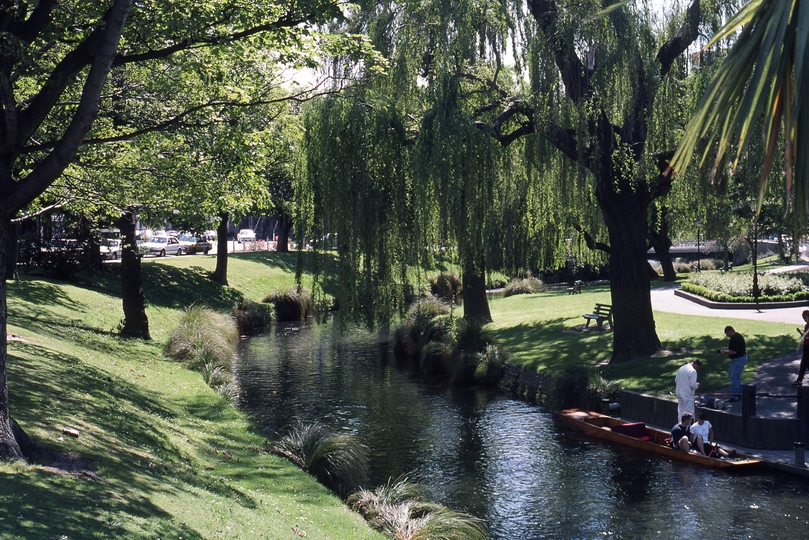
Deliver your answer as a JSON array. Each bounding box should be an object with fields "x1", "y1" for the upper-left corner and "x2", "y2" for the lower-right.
[{"x1": 800, "y1": 346, "x2": 809, "y2": 382}]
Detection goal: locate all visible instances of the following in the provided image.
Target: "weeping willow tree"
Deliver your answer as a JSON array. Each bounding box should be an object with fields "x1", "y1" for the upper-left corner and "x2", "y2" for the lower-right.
[{"x1": 300, "y1": 0, "x2": 734, "y2": 362}]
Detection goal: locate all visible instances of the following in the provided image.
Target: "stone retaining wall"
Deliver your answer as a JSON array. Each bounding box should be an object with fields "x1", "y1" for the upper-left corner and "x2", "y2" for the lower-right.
[{"x1": 618, "y1": 390, "x2": 804, "y2": 450}]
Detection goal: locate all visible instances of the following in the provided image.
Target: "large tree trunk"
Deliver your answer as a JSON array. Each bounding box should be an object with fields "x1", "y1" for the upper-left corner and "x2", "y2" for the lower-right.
[
  {"x1": 116, "y1": 212, "x2": 150, "y2": 340},
  {"x1": 0, "y1": 218, "x2": 24, "y2": 460},
  {"x1": 212, "y1": 213, "x2": 229, "y2": 285},
  {"x1": 462, "y1": 256, "x2": 491, "y2": 323},
  {"x1": 275, "y1": 214, "x2": 293, "y2": 253},
  {"x1": 4, "y1": 222, "x2": 18, "y2": 280},
  {"x1": 599, "y1": 189, "x2": 662, "y2": 363}
]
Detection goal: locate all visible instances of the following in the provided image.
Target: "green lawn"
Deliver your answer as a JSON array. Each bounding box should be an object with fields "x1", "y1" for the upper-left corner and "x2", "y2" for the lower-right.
[
  {"x1": 2, "y1": 252, "x2": 383, "y2": 540},
  {"x1": 486, "y1": 285, "x2": 795, "y2": 395}
]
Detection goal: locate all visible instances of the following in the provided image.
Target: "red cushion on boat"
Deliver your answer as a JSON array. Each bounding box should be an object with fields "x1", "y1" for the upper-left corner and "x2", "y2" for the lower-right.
[{"x1": 611, "y1": 422, "x2": 648, "y2": 439}]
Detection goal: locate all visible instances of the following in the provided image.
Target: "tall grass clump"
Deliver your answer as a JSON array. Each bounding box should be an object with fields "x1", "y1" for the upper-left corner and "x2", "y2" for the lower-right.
[
  {"x1": 165, "y1": 305, "x2": 240, "y2": 401},
  {"x1": 394, "y1": 301, "x2": 504, "y2": 386},
  {"x1": 270, "y1": 420, "x2": 369, "y2": 497},
  {"x1": 502, "y1": 276, "x2": 547, "y2": 297},
  {"x1": 165, "y1": 305, "x2": 238, "y2": 371},
  {"x1": 232, "y1": 298, "x2": 274, "y2": 335},
  {"x1": 393, "y1": 297, "x2": 452, "y2": 361},
  {"x1": 547, "y1": 366, "x2": 619, "y2": 411},
  {"x1": 429, "y1": 272, "x2": 462, "y2": 304},
  {"x1": 348, "y1": 476, "x2": 487, "y2": 540},
  {"x1": 262, "y1": 286, "x2": 313, "y2": 321}
]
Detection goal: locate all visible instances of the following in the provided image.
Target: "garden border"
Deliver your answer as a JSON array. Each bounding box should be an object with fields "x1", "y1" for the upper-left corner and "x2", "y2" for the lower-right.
[{"x1": 674, "y1": 288, "x2": 809, "y2": 310}]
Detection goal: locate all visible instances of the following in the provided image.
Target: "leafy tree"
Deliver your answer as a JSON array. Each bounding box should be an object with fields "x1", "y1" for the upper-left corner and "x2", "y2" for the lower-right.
[
  {"x1": 671, "y1": 0, "x2": 808, "y2": 219},
  {"x1": 302, "y1": 0, "x2": 726, "y2": 361},
  {"x1": 0, "y1": 0, "x2": 352, "y2": 460}
]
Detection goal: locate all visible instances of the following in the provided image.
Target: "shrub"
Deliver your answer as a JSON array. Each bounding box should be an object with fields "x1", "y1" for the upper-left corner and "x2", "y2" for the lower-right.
[
  {"x1": 393, "y1": 297, "x2": 452, "y2": 362},
  {"x1": 165, "y1": 305, "x2": 238, "y2": 371},
  {"x1": 503, "y1": 276, "x2": 547, "y2": 297},
  {"x1": 262, "y1": 286, "x2": 313, "y2": 321},
  {"x1": 474, "y1": 344, "x2": 508, "y2": 385},
  {"x1": 270, "y1": 421, "x2": 369, "y2": 497},
  {"x1": 348, "y1": 476, "x2": 487, "y2": 540},
  {"x1": 429, "y1": 272, "x2": 462, "y2": 304},
  {"x1": 547, "y1": 366, "x2": 618, "y2": 410},
  {"x1": 232, "y1": 298, "x2": 274, "y2": 335},
  {"x1": 684, "y1": 271, "x2": 809, "y2": 301}
]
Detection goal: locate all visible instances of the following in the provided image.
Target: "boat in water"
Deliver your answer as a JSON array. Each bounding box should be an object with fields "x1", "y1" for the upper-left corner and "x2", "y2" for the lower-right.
[{"x1": 556, "y1": 409, "x2": 761, "y2": 469}]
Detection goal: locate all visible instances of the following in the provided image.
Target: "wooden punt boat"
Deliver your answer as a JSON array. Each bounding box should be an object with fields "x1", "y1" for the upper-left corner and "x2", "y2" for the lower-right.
[{"x1": 556, "y1": 408, "x2": 761, "y2": 469}]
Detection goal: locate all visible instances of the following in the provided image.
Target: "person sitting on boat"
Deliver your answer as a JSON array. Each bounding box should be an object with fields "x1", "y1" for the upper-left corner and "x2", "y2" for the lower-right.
[
  {"x1": 671, "y1": 413, "x2": 694, "y2": 452},
  {"x1": 691, "y1": 412, "x2": 736, "y2": 458}
]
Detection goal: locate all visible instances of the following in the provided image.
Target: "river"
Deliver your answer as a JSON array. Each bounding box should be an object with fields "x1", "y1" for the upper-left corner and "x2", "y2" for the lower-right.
[{"x1": 234, "y1": 320, "x2": 809, "y2": 539}]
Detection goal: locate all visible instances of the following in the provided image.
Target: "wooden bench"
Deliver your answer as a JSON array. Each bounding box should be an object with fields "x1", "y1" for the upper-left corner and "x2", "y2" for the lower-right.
[
  {"x1": 583, "y1": 303, "x2": 612, "y2": 329},
  {"x1": 567, "y1": 280, "x2": 583, "y2": 294}
]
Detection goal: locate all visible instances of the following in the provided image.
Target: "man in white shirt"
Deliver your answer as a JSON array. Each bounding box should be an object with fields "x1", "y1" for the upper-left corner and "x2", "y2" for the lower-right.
[{"x1": 675, "y1": 359, "x2": 701, "y2": 422}]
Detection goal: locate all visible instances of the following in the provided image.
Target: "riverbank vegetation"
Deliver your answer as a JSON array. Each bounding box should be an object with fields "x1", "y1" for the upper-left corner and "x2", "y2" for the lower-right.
[{"x1": 1, "y1": 253, "x2": 385, "y2": 540}]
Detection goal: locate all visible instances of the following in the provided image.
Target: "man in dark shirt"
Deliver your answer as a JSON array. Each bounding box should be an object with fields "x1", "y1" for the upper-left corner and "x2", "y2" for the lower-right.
[
  {"x1": 671, "y1": 413, "x2": 693, "y2": 452},
  {"x1": 720, "y1": 326, "x2": 747, "y2": 401}
]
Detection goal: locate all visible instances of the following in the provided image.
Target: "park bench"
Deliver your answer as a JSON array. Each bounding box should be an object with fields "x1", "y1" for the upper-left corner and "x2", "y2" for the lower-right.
[
  {"x1": 583, "y1": 303, "x2": 613, "y2": 329},
  {"x1": 567, "y1": 280, "x2": 583, "y2": 295}
]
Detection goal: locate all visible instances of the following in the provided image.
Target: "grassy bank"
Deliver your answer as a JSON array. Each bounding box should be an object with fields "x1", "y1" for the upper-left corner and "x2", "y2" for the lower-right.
[
  {"x1": 486, "y1": 284, "x2": 795, "y2": 395},
  {"x1": 1, "y1": 252, "x2": 383, "y2": 540}
]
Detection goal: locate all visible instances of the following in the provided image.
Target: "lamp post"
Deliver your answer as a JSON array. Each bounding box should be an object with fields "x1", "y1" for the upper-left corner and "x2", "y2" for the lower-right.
[{"x1": 695, "y1": 218, "x2": 702, "y2": 272}]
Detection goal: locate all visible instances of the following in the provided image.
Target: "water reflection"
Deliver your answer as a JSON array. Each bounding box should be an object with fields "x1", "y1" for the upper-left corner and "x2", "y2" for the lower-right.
[{"x1": 234, "y1": 320, "x2": 809, "y2": 539}]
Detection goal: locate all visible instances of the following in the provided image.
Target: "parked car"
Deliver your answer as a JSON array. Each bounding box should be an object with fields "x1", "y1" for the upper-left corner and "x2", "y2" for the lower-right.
[
  {"x1": 177, "y1": 233, "x2": 211, "y2": 254},
  {"x1": 141, "y1": 235, "x2": 182, "y2": 257},
  {"x1": 100, "y1": 239, "x2": 122, "y2": 260},
  {"x1": 236, "y1": 229, "x2": 256, "y2": 243}
]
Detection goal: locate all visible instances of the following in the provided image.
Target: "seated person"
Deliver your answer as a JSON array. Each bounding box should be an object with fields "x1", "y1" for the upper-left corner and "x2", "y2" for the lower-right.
[
  {"x1": 671, "y1": 413, "x2": 693, "y2": 452},
  {"x1": 690, "y1": 412, "x2": 737, "y2": 458}
]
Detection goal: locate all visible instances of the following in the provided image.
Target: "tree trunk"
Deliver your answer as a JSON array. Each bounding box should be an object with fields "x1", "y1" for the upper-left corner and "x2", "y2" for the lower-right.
[
  {"x1": 212, "y1": 213, "x2": 229, "y2": 285},
  {"x1": 462, "y1": 257, "x2": 491, "y2": 323},
  {"x1": 653, "y1": 245, "x2": 677, "y2": 281},
  {"x1": 0, "y1": 217, "x2": 24, "y2": 459},
  {"x1": 275, "y1": 214, "x2": 293, "y2": 253},
  {"x1": 116, "y1": 212, "x2": 150, "y2": 340},
  {"x1": 4, "y1": 222, "x2": 17, "y2": 280},
  {"x1": 599, "y1": 189, "x2": 662, "y2": 363}
]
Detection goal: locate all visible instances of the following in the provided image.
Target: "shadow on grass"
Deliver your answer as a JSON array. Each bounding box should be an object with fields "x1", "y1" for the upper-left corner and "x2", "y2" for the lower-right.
[{"x1": 5, "y1": 342, "x2": 284, "y2": 538}]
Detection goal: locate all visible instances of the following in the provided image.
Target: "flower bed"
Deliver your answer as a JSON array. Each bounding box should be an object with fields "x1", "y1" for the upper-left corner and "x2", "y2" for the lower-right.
[{"x1": 682, "y1": 271, "x2": 809, "y2": 303}]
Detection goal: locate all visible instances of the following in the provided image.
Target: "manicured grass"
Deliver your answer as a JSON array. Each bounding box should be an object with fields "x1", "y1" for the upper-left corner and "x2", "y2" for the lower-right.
[
  {"x1": 1, "y1": 252, "x2": 383, "y2": 540},
  {"x1": 486, "y1": 285, "x2": 795, "y2": 395}
]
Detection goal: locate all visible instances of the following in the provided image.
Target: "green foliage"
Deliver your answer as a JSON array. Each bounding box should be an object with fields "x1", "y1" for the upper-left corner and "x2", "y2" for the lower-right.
[
  {"x1": 262, "y1": 286, "x2": 313, "y2": 321},
  {"x1": 393, "y1": 300, "x2": 503, "y2": 386},
  {"x1": 270, "y1": 421, "x2": 370, "y2": 498},
  {"x1": 547, "y1": 366, "x2": 619, "y2": 411},
  {"x1": 502, "y1": 276, "x2": 548, "y2": 297},
  {"x1": 164, "y1": 305, "x2": 238, "y2": 371},
  {"x1": 684, "y1": 271, "x2": 809, "y2": 301},
  {"x1": 429, "y1": 272, "x2": 462, "y2": 304},
  {"x1": 348, "y1": 476, "x2": 487, "y2": 540},
  {"x1": 232, "y1": 298, "x2": 275, "y2": 335}
]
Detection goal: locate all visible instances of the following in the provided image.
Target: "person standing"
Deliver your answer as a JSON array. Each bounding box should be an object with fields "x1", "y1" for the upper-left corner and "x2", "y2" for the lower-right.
[
  {"x1": 675, "y1": 359, "x2": 701, "y2": 421},
  {"x1": 793, "y1": 310, "x2": 809, "y2": 386},
  {"x1": 720, "y1": 326, "x2": 747, "y2": 401}
]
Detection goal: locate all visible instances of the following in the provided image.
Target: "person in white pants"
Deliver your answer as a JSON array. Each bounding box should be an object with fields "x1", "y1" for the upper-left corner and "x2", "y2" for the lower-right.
[{"x1": 675, "y1": 359, "x2": 701, "y2": 422}]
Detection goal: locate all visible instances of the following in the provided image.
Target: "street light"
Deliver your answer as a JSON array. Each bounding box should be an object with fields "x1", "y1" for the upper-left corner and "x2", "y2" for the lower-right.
[{"x1": 695, "y1": 218, "x2": 702, "y2": 272}]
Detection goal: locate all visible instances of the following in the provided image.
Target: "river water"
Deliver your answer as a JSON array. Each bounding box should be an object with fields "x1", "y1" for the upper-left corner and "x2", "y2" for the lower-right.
[{"x1": 234, "y1": 320, "x2": 809, "y2": 539}]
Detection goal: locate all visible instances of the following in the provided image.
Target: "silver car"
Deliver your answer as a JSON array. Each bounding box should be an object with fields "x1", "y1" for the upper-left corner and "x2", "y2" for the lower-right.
[{"x1": 141, "y1": 235, "x2": 183, "y2": 257}]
